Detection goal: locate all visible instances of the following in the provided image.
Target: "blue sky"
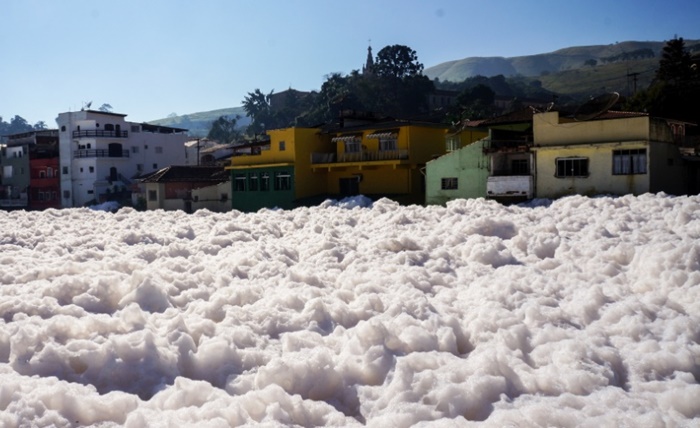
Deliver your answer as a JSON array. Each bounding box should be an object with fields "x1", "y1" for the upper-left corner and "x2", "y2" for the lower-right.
[{"x1": 2, "y1": 0, "x2": 699, "y2": 126}]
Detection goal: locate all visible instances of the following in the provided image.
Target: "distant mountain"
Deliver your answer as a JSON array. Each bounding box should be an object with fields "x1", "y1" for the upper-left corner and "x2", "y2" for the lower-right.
[
  {"x1": 149, "y1": 107, "x2": 250, "y2": 138},
  {"x1": 424, "y1": 41, "x2": 680, "y2": 83}
]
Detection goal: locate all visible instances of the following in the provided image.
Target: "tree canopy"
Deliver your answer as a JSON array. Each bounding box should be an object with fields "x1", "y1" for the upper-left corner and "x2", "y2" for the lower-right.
[
  {"x1": 240, "y1": 44, "x2": 435, "y2": 135},
  {"x1": 624, "y1": 36, "x2": 700, "y2": 124},
  {"x1": 373, "y1": 45, "x2": 424, "y2": 79},
  {"x1": 207, "y1": 115, "x2": 241, "y2": 144},
  {"x1": 0, "y1": 115, "x2": 47, "y2": 136}
]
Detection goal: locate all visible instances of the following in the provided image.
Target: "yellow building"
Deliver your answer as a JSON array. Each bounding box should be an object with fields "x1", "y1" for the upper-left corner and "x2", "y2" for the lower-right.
[
  {"x1": 227, "y1": 127, "x2": 329, "y2": 212},
  {"x1": 532, "y1": 111, "x2": 691, "y2": 198},
  {"x1": 227, "y1": 118, "x2": 450, "y2": 211},
  {"x1": 311, "y1": 120, "x2": 450, "y2": 205}
]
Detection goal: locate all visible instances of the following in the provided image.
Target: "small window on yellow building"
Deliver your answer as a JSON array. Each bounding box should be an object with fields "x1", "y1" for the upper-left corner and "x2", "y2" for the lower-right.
[
  {"x1": 556, "y1": 157, "x2": 589, "y2": 178},
  {"x1": 279, "y1": 141, "x2": 286, "y2": 151}
]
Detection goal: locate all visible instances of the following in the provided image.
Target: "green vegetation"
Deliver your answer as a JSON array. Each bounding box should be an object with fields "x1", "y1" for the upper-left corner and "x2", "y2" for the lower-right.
[{"x1": 0, "y1": 115, "x2": 47, "y2": 136}]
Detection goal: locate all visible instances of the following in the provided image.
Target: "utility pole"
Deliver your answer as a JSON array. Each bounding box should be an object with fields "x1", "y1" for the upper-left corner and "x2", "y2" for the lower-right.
[{"x1": 626, "y1": 71, "x2": 640, "y2": 95}]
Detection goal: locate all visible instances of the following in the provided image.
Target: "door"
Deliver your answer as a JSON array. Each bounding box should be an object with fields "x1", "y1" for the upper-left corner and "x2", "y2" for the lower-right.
[{"x1": 339, "y1": 177, "x2": 359, "y2": 196}]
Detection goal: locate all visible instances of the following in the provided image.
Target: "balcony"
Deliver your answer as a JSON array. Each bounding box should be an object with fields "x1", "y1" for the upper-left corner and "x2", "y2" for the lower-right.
[
  {"x1": 73, "y1": 149, "x2": 130, "y2": 158},
  {"x1": 311, "y1": 149, "x2": 409, "y2": 164},
  {"x1": 487, "y1": 175, "x2": 533, "y2": 199},
  {"x1": 73, "y1": 130, "x2": 128, "y2": 138}
]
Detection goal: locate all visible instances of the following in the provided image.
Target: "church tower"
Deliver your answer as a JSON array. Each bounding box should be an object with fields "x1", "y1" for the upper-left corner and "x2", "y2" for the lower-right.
[{"x1": 362, "y1": 44, "x2": 374, "y2": 75}]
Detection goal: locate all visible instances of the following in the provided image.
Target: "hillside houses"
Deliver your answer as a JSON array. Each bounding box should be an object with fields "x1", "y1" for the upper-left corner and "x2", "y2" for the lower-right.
[
  {"x1": 1, "y1": 103, "x2": 698, "y2": 213},
  {"x1": 426, "y1": 106, "x2": 699, "y2": 205}
]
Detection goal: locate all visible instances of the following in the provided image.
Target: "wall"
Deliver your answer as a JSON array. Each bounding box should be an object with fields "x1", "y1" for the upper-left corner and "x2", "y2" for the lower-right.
[
  {"x1": 191, "y1": 181, "x2": 230, "y2": 212},
  {"x1": 426, "y1": 139, "x2": 489, "y2": 205},
  {"x1": 534, "y1": 111, "x2": 650, "y2": 146},
  {"x1": 534, "y1": 143, "x2": 650, "y2": 198},
  {"x1": 231, "y1": 165, "x2": 295, "y2": 212},
  {"x1": 288, "y1": 128, "x2": 330, "y2": 199},
  {"x1": 649, "y1": 141, "x2": 688, "y2": 195}
]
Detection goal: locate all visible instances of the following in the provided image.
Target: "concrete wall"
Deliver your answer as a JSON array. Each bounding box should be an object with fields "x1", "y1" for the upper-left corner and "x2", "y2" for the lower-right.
[
  {"x1": 426, "y1": 139, "x2": 489, "y2": 205},
  {"x1": 534, "y1": 143, "x2": 650, "y2": 198},
  {"x1": 534, "y1": 111, "x2": 650, "y2": 146}
]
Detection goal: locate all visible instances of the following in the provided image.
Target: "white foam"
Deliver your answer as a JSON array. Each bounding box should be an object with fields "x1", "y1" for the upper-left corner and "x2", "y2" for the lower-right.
[{"x1": 1, "y1": 193, "x2": 699, "y2": 426}]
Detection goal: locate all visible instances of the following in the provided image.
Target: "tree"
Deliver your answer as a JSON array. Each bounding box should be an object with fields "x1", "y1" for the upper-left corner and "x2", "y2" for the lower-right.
[
  {"x1": 449, "y1": 84, "x2": 496, "y2": 121},
  {"x1": 624, "y1": 37, "x2": 700, "y2": 123},
  {"x1": 207, "y1": 115, "x2": 241, "y2": 143},
  {"x1": 374, "y1": 45, "x2": 424, "y2": 79},
  {"x1": 242, "y1": 89, "x2": 274, "y2": 135},
  {"x1": 656, "y1": 37, "x2": 694, "y2": 84},
  {"x1": 99, "y1": 103, "x2": 113, "y2": 113}
]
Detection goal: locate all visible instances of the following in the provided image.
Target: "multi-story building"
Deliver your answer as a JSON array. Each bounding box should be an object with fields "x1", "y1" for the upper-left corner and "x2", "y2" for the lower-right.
[
  {"x1": 0, "y1": 129, "x2": 60, "y2": 210},
  {"x1": 56, "y1": 110, "x2": 188, "y2": 207},
  {"x1": 227, "y1": 113, "x2": 451, "y2": 212}
]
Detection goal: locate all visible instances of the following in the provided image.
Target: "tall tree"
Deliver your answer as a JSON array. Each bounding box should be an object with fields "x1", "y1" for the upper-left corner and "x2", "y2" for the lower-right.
[
  {"x1": 242, "y1": 89, "x2": 273, "y2": 135},
  {"x1": 656, "y1": 37, "x2": 694, "y2": 84},
  {"x1": 374, "y1": 45, "x2": 424, "y2": 79},
  {"x1": 625, "y1": 36, "x2": 700, "y2": 123}
]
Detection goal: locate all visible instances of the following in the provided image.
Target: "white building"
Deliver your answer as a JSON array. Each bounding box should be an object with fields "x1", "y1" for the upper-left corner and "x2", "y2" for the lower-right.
[{"x1": 56, "y1": 110, "x2": 189, "y2": 207}]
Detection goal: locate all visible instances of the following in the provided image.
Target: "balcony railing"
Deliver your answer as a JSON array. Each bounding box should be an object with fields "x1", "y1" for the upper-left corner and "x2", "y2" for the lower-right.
[
  {"x1": 487, "y1": 175, "x2": 533, "y2": 198},
  {"x1": 72, "y1": 130, "x2": 128, "y2": 138},
  {"x1": 311, "y1": 149, "x2": 408, "y2": 164},
  {"x1": 73, "y1": 149, "x2": 130, "y2": 158}
]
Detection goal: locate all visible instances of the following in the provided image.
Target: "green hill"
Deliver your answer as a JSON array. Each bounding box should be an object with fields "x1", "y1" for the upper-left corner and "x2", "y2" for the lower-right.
[{"x1": 148, "y1": 106, "x2": 250, "y2": 137}]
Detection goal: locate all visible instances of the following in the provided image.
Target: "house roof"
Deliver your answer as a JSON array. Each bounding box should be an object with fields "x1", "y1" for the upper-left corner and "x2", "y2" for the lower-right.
[{"x1": 139, "y1": 166, "x2": 227, "y2": 183}]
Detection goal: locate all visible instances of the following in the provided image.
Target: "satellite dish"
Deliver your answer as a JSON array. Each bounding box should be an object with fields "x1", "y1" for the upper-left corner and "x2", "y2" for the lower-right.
[{"x1": 573, "y1": 92, "x2": 620, "y2": 121}]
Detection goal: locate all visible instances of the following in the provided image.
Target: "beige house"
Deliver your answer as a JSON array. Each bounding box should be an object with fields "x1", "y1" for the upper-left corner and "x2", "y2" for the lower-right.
[{"x1": 532, "y1": 111, "x2": 691, "y2": 198}]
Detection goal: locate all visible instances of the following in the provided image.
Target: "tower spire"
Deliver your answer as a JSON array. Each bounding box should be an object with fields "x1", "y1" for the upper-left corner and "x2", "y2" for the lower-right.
[{"x1": 363, "y1": 40, "x2": 374, "y2": 75}]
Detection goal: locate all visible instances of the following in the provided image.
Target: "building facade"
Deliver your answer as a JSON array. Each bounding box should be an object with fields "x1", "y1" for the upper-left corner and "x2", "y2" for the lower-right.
[
  {"x1": 532, "y1": 111, "x2": 690, "y2": 198},
  {"x1": 0, "y1": 130, "x2": 60, "y2": 210},
  {"x1": 56, "y1": 110, "x2": 189, "y2": 207}
]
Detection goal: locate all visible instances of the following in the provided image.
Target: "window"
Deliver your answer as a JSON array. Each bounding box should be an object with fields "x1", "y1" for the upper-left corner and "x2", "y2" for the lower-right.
[
  {"x1": 89, "y1": 166, "x2": 94, "y2": 173},
  {"x1": 379, "y1": 136, "x2": 397, "y2": 151},
  {"x1": 3, "y1": 166, "x2": 11, "y2": 179},
  {"x1": 152, "y1": 164, "x2": 158, "y2": 170},
  {"x1": 155, "y1": 146, "x2": 163, "y2": 154},
  {"x1": 131, "y1": 125, "x2": 140, "y2": 133},
  {"x1": 137, "y1": 164, "x2": 144, "y2": 173},
  {"x1": 612, "y1": 149, "x2": 646, "y2": 175},
  {"x1": 148, "y1": 190, "x2": 157, "y2": 201},
  {"x1": 220, "y1": 193, "x2": 228, "y2": 202},
  {"x1": 39, "y1": 171, "x2": 46, "y2": 178},
  {"x1": 441, "y1": 177, "x2": 458, "y2": 190},
  {"x1": 87, "y1": 190, "x2": 94, "y2": 195},
  {"x1": 131, "y1": 146, "x2": 139, "y2": 154},
  {"x1": 275, "y1": 172, "x2": 292, "y2": 190},
  {"x1": 234, "y1": 174, "x2": 247, "y2": 191},
  {"x1": 38, "y1": 192, "x2": 44, "y2": 201},
  {"x1": 62, "y1": 166, "x2": 69, "y2": 175},
  {"x1": 63, "y1": 190, "x2": 71, "y2": 199},
  {"x1": 556, "y1": 158, "x2": 589, "y2": 178},
  {"x1": 344, "y1": 140, "x2": 360, "y2": 153},
  {"x1": 446, "y1": 136, "x2": 460, "y2": 152},
  {"x1": 511, "y1": 159, "x2": 529, "y2": 175},
  {"x1": 260, "y1": 172, "x2": 270, "y2": 191},
  {"x1": 249, "y1": 173, "x2": 259, "y2": 191},
  {"x1": 47, "y1": 167, "x2": 53, "y2": 178},
  {"x1": 80, "y1": 167, "x2": 84, "y2": 173},
  {"x1": 279, "y1": 141, "x2": 286, "y2": 151}
]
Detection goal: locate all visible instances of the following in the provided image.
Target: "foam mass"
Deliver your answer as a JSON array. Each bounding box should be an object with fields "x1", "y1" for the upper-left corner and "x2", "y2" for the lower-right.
[{"x1": 1, "y1": 194, "x2": 699, "y2": 426}]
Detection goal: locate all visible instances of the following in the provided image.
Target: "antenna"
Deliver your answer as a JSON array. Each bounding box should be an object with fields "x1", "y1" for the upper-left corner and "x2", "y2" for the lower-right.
[{"x1": 573, "y1": 92, "x2": 620, "y2": 121}]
